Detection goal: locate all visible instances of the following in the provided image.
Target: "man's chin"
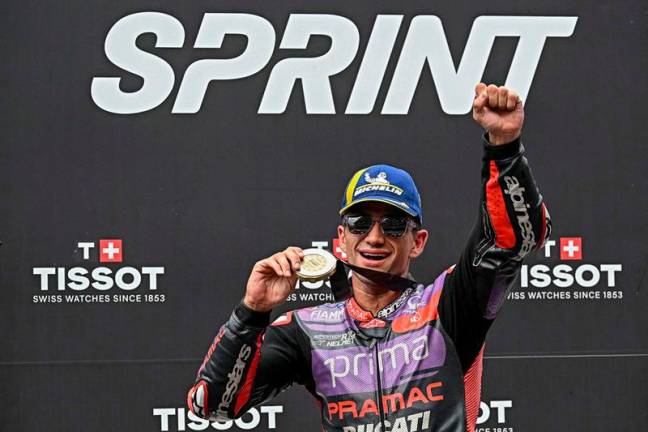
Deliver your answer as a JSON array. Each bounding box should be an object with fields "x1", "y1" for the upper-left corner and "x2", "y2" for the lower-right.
[{"x1": 353, "y1": 271, "x2": 389, "y2": 289}]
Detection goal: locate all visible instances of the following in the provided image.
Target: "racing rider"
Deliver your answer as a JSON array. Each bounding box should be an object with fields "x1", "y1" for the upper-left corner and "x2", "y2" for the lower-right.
[{"x1": 187, "y1": 83, "x2": 551, "y2": 432}]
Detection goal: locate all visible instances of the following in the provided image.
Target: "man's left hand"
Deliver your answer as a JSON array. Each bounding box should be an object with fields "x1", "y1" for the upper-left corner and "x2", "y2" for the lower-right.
[{"x1": 472, "y1": 83, "x2": 524, "y2": 145}]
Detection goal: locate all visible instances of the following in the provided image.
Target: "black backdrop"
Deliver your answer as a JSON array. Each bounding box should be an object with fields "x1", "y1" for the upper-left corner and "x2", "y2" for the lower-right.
[{"x1": 2, "y1": 1, "x2": 647, "y2": 431}]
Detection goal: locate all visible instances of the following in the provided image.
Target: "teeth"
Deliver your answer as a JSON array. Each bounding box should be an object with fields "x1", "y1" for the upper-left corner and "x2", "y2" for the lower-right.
[{"x1": 361, "y1": 252, "x2": 387, "y2": 260}]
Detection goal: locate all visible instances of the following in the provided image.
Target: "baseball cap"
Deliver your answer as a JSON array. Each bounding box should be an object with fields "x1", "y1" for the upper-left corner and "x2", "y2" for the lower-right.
[{"x1": 339, "y1": 164, "x2": 423, "y2": 224}]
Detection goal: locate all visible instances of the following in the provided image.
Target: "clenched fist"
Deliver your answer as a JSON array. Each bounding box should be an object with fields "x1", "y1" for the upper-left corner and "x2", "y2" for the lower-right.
[
  {"x1": 473, "y1": 83, "x2": 524, "y2": 145},
  {"x1": 243, "y1": 247, "x2": 304, "y2": 312}
]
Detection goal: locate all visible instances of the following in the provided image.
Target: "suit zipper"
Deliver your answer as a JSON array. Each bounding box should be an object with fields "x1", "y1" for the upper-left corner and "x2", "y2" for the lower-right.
[{"x1": 372, "y1": 340, "x2": 386, "y2": 431}]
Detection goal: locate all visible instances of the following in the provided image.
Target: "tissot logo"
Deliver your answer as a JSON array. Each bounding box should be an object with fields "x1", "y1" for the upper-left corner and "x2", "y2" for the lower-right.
[
  {"x1": 91, "y1": 13, "x2": 577, "y2": 115},
  {"x1": 153, "y1": 406, "x2": 283, "y2": 431},
  {"x1": 476, "y1": 400, "x2": 514, "y2": 431},
  {"x1": 509, "y1": 235, "x2": 623, "y2": 302},
  {"x1": 31, "y1": 239, "x2": 166, "y2": 304}
]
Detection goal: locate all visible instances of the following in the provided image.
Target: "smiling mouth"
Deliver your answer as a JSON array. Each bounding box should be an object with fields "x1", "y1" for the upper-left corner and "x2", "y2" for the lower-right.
[{"x1": 359, "y1": 252, "x2": 390, "y2": 261}]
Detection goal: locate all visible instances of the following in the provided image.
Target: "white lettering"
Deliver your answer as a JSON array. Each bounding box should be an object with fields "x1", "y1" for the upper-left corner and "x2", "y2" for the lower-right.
[
  {"x1": 325, "y1": 336, "x2": 429, "y2": 387},
  {"x1": 33, "y1": 267, "x2": 56, "y2": 291},
  {"x1": 383, "y1": 16, "x2": 577, "y2": 114},
  {"x1": 491, "y1": 400, "x2": 512, "y2": 423},
  {"x1": 67, "y1": 267, "x2": 90, "y2": 290},
  {"x1": 600, "y1": 264, "x2": 622, "y2": 287},
  {"x1": 115, "y1": 266, "x2": 142, "y2": 290},
  {"x1": 345, "y1": 15, "x2": 403, "y2": 114},
  {"x1": 153, "y1": 407, "x2": 283, "y2": 431},
  {"x1": 216, "y1": 345, "x2": 253, "y2": 419},
  {"x1": 173, "y1": 14, "x2": 275, "y2": 113},
  {"x1": 142, "y1": 267, "x2": 165, "y2": 290},
  {"x1": 92, "y1": 267, "x2": 114, "y2": 290},
  {"x1": 91, "y1": 12, "x2": 184, "y2": 114},
  {"x1": 153, "y1": 408, "x2": 176, "y2": 431},
  {"x1": 77, "y1": 242, "x2": 95, "y2": 260},
  {"x1": 94, "y1": 14, "x2": 577, "y2": 115},
  {"x1": 543, "y1": 239, "x2": 556, "y2": 258},
  {"x1": 258, "y1": 14, "x2": 360, "y2": 114}
]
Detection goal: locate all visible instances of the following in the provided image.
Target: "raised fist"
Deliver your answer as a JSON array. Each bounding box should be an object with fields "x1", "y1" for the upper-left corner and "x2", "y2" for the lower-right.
[{"x1": 472, "y1": 83, "x2": 524, "y2": 145}]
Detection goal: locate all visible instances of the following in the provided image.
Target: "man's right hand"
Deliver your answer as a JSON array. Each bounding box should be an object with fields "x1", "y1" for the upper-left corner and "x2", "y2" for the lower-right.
[{"x1": 243, "y1": 247, "x2": 304, "y2": 312}]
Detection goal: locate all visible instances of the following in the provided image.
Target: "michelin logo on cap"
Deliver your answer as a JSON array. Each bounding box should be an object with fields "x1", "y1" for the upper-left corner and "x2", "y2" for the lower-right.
[
  {"x1": 340, "y1": 164, "x2": 423, "y2": 223},
  {"x1": 354, "y1": 171, "x2": 404, "y2": 196}
]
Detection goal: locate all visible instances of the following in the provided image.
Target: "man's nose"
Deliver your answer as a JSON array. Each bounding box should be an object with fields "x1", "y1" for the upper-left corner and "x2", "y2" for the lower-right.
[{"x1": 364, "y1": 221, "x2": 385, "y2": 244}]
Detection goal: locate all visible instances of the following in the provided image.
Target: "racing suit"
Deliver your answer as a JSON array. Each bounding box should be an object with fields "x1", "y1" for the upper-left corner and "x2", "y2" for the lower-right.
[{"x1": 188, "y1": 136, "x2": 551, "y2": 432}]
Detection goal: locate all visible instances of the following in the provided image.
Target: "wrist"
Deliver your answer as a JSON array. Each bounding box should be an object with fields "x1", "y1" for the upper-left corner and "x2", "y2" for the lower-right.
[
  {"x1": 235, "y1": 300, "x2": 272, "y2": 327},
  {"x1": 488, "y1": 131, "x2": 521, "y2": 146},
  {"x1": 243, "y1": 296, "x2": 274, "y2": 313}
]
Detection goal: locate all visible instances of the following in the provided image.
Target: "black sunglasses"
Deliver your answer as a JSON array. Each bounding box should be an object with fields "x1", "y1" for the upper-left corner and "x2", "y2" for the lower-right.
[{"x1": 343, "y1": 214, "x2": 419, "y2": 238}]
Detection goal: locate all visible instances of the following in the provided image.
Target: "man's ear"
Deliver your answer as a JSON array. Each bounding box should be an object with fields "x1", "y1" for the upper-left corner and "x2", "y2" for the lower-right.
[
  {"x1": 409, "y1": 229, "x2": 429, "y2": 258},
  {"x1": 337, "y1": 225, "x2": 347, "y2": 253}
]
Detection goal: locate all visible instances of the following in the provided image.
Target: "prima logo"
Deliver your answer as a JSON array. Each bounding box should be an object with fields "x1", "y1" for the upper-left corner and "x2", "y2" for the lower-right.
[
  {"x1": 216, "y1": 344, "x2": 252, "y2": 419},
  {"x1": 91, "y1": 13, "x2": 577, "y2": 115},
  {"x1": 324, "y1": 335, "x2": 429, "y2": 388}
]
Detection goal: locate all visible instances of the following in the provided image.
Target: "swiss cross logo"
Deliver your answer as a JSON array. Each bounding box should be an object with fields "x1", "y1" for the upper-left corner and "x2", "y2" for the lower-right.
[
  {"x1": 332, "y1": 239, "x2": 348, "y2": 262},
  {"x1": 99, "y1": 239, "x2": 123, "y2": 263},
  {"x1": 560, "y1": 237, "x2": 582, "y2": 260}
]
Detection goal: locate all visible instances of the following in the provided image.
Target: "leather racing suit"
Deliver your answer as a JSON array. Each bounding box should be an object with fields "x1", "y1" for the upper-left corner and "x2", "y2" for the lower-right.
[{"x1": 187, "y1": 136, "x2": 551, "y2": 432}]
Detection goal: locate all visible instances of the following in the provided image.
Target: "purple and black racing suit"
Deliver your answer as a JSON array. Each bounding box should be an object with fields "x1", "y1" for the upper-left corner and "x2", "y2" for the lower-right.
[{"x1": 188, "y1": 136, "x2": 551, "y2": 432}]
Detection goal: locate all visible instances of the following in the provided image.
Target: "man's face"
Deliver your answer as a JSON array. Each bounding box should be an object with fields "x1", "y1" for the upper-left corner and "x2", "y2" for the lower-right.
[{"x1": 337, "y1": 202, "x2": 429, "y2": 278}]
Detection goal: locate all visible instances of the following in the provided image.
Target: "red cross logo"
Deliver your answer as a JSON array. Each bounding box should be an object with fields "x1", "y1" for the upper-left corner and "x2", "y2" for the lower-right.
[
  {"x1": 560, "y1": 237, "x2": 582, "y2": 260},
  {"x1": 99, "y1": 239, "x2": 123, "y2": 263}
]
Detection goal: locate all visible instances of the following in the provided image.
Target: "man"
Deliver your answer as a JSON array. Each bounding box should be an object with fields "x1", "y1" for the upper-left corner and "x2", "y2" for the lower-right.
[{"x1": 187, "y1": 83, "x2": 551, "y2": 432}]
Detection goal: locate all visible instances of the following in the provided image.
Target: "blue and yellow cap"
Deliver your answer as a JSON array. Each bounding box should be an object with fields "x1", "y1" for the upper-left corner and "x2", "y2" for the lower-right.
[{"x1": 339, "y1": 164, "x2": 423, "y2": 224}]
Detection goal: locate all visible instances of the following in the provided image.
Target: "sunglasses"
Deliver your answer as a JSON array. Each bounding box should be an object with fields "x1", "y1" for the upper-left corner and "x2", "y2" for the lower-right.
[{"x1": 343, "y1": 214, "x2": 419, "y2": 238}]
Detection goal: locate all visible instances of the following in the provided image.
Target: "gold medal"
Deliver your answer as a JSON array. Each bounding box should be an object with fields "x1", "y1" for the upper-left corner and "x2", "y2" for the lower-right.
[{"x1": 297, "y1": 248, "x2": 337, "y2": 282}]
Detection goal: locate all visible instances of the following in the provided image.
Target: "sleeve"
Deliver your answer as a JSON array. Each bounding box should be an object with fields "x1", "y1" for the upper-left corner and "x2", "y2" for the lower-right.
[
  {"x1": 438, "y1": 134, "x2": 551, "y2": 372},
  {"x1": 187, "y1": 302, "x2": 311, "y2": 421}
]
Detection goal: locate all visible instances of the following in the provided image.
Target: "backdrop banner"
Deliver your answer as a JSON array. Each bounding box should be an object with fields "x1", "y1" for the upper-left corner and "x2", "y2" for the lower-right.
[{"x1": 2, "y1": 1, "x2": 647, "y2": 431}]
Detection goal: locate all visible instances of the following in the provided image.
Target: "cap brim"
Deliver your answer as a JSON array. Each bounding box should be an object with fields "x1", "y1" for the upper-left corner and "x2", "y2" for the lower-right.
[{"x1": 339, "y1": 197, "x2": 418, "y2": 218}]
